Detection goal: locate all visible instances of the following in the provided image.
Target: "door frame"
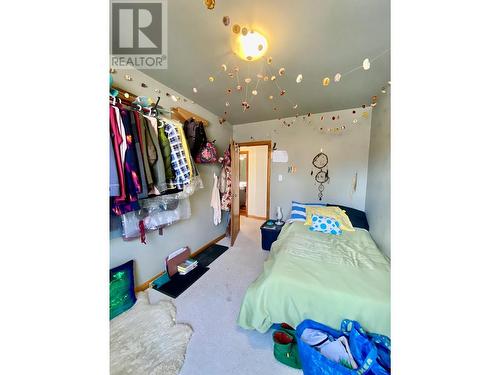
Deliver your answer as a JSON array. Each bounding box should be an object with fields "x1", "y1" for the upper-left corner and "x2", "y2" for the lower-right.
[
  {"x1": 237, "y1": 140, "x2": 272, "y2": 220},
  {"x1": 239, "y1": 150, "x2": 249, "y2": 217}
]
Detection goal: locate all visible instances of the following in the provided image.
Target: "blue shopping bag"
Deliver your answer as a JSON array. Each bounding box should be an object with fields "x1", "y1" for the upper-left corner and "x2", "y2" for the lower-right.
[{"x1": 296, "y1": 319, "x2": 391, "y2": 375}]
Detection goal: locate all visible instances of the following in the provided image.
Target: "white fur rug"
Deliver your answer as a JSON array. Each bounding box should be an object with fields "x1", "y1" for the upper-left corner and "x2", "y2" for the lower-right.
[{"x1": 110, "y1": 292, "x2": 193, "y2": 375}]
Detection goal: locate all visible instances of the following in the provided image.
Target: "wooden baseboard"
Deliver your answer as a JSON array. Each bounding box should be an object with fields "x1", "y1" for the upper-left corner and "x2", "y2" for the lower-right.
[
  {"x1": 134, "y1": 233, "x2": 227, "y2": 292},
  {"x1": 246, "y1": 214, "x2": 267, "y2": 220}
]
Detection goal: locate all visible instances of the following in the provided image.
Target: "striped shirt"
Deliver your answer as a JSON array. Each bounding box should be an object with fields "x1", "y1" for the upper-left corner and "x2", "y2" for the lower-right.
[{"x1": 163, "y1": 121, "x2": 191, "y2": 189}]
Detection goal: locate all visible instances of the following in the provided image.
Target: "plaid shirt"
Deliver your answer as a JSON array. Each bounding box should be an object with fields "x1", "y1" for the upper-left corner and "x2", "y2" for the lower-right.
[{"x1": 163, "y1": 121, "x2": 191, "y2": 189}]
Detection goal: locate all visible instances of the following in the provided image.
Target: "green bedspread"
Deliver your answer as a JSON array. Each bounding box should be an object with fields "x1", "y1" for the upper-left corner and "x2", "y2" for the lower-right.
[{"x1": 237, "y1": 221, "x2": 391, "y2": 336}]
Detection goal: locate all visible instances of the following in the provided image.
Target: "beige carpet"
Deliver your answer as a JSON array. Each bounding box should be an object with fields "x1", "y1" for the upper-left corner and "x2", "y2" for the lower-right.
[{"x1": 149, "y1": 216, "x2": 300, "y2": 375}]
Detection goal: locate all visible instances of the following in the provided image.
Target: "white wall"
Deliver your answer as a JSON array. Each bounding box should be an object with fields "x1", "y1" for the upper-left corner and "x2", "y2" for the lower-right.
[
  {"x1": 110, "y1": 68, "x2": 233, "y2": 285},
  {"x1": 240, "y1": 146, "x2": 268, "y2": 218},
  {"x1": 365, "y1": 91, "x2": 391, "y2": 257},
  {"x1": 233, "y1": 107, "x2": 372, "y2": 220}
]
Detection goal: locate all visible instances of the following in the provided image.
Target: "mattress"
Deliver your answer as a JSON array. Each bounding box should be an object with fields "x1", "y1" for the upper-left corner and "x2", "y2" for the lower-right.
[{"x1": 237, "y1": 221, "x2": 390, "y2": 336}]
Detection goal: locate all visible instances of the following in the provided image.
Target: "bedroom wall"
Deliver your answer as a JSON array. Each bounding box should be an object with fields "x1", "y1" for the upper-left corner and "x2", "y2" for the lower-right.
[
  {"x1": 240, "y1": 146, "x2": 268, "y2": 218},
  {"x1": 365, "y1": 91, "x2": 391, "y2": 257},
  {"x1": 109, "y1": 68, "x2": 233, "y2": 285},
  {"x1": 233, "y1": 107, "x2": 372, "y2": 219}
]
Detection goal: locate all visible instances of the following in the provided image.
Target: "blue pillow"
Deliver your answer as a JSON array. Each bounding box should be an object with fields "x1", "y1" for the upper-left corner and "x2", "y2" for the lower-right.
[
  {"x1": 309, "y1": 214, "x2": 342, "y2": 235},
  {"x1": 110, "y1": 260, "x2": 136, "y2": 320},
  {"x1": 290, "y1": 201, "x2": 327, "y2": 222}
]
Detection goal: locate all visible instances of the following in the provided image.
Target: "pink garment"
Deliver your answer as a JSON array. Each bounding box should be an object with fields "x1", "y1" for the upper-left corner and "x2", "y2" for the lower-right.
[{"x1": 110, "y1": 105, "x2": 126, "y2": 201}]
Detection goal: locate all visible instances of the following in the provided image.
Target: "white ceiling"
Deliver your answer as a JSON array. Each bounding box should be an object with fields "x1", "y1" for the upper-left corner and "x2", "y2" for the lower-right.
[{"x1": 144, "y1": 0, "x2": 390, "y2": 125}]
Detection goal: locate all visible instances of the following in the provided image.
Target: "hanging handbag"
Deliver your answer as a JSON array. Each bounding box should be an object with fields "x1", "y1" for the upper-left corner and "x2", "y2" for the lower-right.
[
  {"x1": 296, "y1": 319, "x2": 390, "y2": 375},
  {"x1": 195, "y1": 141, "x2": 218, "y2": 163}
]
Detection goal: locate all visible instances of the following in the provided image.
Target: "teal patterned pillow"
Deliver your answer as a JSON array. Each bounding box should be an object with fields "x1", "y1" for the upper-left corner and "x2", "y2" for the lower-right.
[
  {"x1": 309, "y1": 214, "x2": 342, "y2": 235},
  {"x1": 110, "y1": 260, "x2": 136, "y2": 320}
]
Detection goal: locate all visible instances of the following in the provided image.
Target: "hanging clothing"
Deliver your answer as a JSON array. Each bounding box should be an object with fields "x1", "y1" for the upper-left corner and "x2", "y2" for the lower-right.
[
  {"x1": 211, "y1": 174, "x2": 221, "y2": 225},
  {"x1": 109, "y1": 137, "x2": 120, "y2": 197},
  {"x1": 163, "y1": 121, "x2": 191, "y2": 189},
  {"x1": 133, "y1": 112, "x2": 154, "y2": 191},
  {"x1": 129, "y1": 110, "x2": 149, "y2": 199},
  {"x1": 109, "y1": 105, "x2": 126, "y2": 200},
  {"x1": 111, "y1": 108, "x2": 141, "y2": 215},
  {"x1": 143, "y1": 115, "x2": 168, "y2": 194},
  {"x1": 220, "y1": 147, "x2": 232, "y2": 211},
  {"x1": 157, "y1": 122, "x2": 175, "y2": 181}
]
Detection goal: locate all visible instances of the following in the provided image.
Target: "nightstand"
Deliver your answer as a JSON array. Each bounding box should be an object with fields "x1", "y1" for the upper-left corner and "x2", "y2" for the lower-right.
[{"x1": 260, "y1": 220, "x2": 285, "y2": 251}]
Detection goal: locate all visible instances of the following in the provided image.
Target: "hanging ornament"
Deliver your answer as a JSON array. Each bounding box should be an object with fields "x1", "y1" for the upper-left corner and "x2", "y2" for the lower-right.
[
  {"x1": 225, "y1": 101, "x2": 230, "y2": 107},
  {"x1": 332, "y1": 116, "x2": 335, "y2": 120},
  {"x1": 244, "y1": 77, "x2": 252, "y2": 84},
  {"x1": 252, "y1": 89, "x2": 258, "y2": 96},
  {"x1": 381, "y1": 87, "x2": 387, "y2": 94},
  {"x1": 363, "y1": 58, "x2": 371, "y2": 70},
  {"x1": 341, "y1": 125, "x2": 346, "y2": 130},
  {"x1": 228, "y1": 72, "x2": 234, "y2": 78},
  {"x1": 353, "y1": 119, "x2": 358, "y2": 124},
  {"x1": 362, "y1": 111, "x2": 369, "y2": 119},
  {"x1": 371, "y1": 95, "x2": 378, "y2": 106},
  {"x1": 263, "y1": 75, "x2": 269, "y2": 81},
  {"x1": 124, "y1": 92, "x2": 130, "y2": 98},
  {"x1": 193, "y1": 87, "x2": 198, "y2": 93},
  {"x1": 124, "y1": 74, "x2": 132, "y2": 81},
  {"x1": 109, "y1": 68, "x2": 116, "y2": 74},
  {"x1": 141, "y1": 82, "x2": 148, "y2": 88},
  {"x1": 204, "y1": 0, "x2": 215, "y2": 10},
  {"x1": 232, "y1": 24, "x2": 240, "y2": 34},
  {"x1": 209, "y1": 76, "x2": 215, "y2": 82},
  {"x1": 278, "y1": 67, "x2": 285, "y2": 76},
  {"x1": 226, "y1": 88, "x2": 232, "y2": 94},
  {"x1": 154, "y1": 88, "x2": 161, "y2": 93},
  {"x1": 296, "y1": 74, "x2": 303, "y2": 83},
  {"x1": 241, "y1": 27, "x2": 248, "y2": 36},
  {"x1": 334, "y1": 73, "x2": 342, "y2": 82},
  {"x1": 246, "y1": 55, "x2": 253, "y2": 61},
  {"x1": 362, "y1": 104, "x2": 366, "y2": 108},
  {"x1": 234, "y1": 66, "x2": 240, "y2": 72},
  {"x1": 171, "y1": 95, "x2": 178, "y2": 102},
  {"x1": 221, "y1": 64, "x2": 227, "y2": 71},
  {"x1": 352, "y1": 110, "x2": 356, "y2": 114},
  {"x1": 293, "y1": 104, "x2": 298, "y2": 109},
  {"x1": 222, "y1": 16, "x2": 230, "y2": 26},
  {"x1": 388, "y1": 80, "x2": 391, "y2": 85},
  {"x1": 322, "y1": 77, "x2": 330, "y2": 86},
  {"x1": 268, "y1": 95, "x2": 273, "y2": 100},
  {"x1": 267, "y1": 57, "x2": 273, "y2": 64},
  {"x1": 320, "y1": 116, "x2": 324, "y2": 121},
  {"x1": 236, "y1": 84, "x2": 242, "y2": 91},
  {"x1": 273, "y1": 107, "x2": 278, "y2": 111},
  {"x1": 280, "y1": 89, "x2": 286, "y2": 96},
  {"x1": 258, "y1": 44, "x2": 264, "y2": 51},
  {"x1": 271, "y1": 75, "x2": 276, "y2": 81}
]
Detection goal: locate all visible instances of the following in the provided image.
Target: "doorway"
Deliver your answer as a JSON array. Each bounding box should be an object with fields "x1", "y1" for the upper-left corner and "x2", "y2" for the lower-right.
[
  {"x1": 238, "y1": 141, "x2": 271, "y2": 220},
  {"x1": 239, "y1": 151, "x2": 249, "y2": 216}
]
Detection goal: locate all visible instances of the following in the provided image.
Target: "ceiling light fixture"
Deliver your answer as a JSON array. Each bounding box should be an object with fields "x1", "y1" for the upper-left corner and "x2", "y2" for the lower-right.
[{"x1": 232, "y1": 29, "x2": 268, "y2": 61}]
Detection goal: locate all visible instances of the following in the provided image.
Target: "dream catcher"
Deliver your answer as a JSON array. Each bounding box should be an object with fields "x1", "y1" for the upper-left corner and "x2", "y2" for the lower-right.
[{"x1": 311, "y1": 151, "x2": 330, "y2": 200}]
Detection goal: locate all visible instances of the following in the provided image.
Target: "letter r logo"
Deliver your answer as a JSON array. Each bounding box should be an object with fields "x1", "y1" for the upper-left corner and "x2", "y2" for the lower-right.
[{"x1": 112, "y1": 3, "x2": 162, "y2": 54}]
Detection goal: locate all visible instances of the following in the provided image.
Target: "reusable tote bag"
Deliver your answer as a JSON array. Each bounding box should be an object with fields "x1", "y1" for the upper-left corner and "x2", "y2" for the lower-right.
[{"x1": 296, "y1": 319, "x2": 391, "y2": 375}]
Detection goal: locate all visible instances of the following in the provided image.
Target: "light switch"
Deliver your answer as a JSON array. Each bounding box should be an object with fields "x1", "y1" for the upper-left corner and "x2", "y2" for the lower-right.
[{"x1": 278, "y1": 174, "x2": 283, "y2": 182}]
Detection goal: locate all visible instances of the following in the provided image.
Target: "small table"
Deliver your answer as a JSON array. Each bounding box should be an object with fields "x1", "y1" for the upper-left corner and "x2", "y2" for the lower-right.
[{"x1": 260, "y1": 220, "x2": 285, "y2": 251}]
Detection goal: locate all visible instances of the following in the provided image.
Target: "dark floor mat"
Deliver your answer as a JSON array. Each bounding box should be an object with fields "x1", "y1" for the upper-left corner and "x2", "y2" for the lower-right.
[
  {"x1": 193, "y1": 244, "x2": 229, "y2": 267},
  {"x1": 154, "y1": 266, "x2": 209, "y2": 298}
]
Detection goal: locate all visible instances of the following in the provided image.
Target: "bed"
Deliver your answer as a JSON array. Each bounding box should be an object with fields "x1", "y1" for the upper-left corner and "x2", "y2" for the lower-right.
[{"x1": 237, "y1": 220, "x2": 390, "y2": 336}]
